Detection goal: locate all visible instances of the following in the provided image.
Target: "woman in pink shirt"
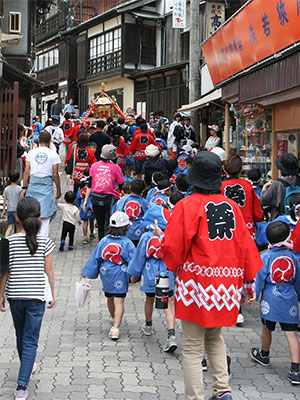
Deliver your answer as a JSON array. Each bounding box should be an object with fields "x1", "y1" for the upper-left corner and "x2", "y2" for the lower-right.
[{"x1": 83, "y1": 144, "x2": 124, "y2": 239}]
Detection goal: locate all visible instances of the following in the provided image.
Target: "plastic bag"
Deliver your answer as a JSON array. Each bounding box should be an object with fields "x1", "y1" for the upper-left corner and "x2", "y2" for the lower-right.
[
  {"x1": 44, "y1": 273, "x2": 53, "y2": 302},
  {"x1": 67, "y1": 175, "x2": 74, "y2": 192},
  {"x1": 75, "y1": 279, "x2": 91, "y2": 311}
]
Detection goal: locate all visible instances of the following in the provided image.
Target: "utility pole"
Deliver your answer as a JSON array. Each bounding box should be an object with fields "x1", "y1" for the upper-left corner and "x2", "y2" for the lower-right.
[{"x1": 189, "y1": 0, "x2": 200, "y2": 141}]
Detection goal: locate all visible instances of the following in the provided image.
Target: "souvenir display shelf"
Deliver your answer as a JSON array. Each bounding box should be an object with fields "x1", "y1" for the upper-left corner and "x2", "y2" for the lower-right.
[{"x1": 234, "y1": 105, "x2": 272, "y2": 179}]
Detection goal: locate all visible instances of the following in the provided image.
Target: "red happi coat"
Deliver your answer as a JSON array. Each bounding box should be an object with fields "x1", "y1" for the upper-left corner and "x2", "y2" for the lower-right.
[
  {"x1": 116, "y1": 136, "x2": 129, "y2": 169},
  {"x1": 129, "y1": 133, "x2": 156, "y2": 160},
  {"x1": 221, "y1": 178, "x2": 263, "y2": 239},
  {"x1": 161, "y1": 193, "x2": 263, "y2": 328},
  {"x1": 65, "y1": 146, "x2": 96, "y2": 183}
]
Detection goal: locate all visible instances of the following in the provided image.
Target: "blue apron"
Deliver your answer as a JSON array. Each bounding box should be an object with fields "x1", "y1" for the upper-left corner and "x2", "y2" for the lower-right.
[{"x1": 26, "y1": 176, "x2": 56, "y2": 218}]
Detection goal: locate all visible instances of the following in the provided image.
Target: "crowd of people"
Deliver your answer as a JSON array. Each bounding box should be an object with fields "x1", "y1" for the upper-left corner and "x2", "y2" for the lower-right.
[{"x1": 1, "y1": 107, "x2": 300, "y2": 400}]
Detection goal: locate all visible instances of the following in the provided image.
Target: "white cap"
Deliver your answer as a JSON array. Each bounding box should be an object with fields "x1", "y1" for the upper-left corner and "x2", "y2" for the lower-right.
[
  {"x1": 182, "y1": 145, "x2": 193, "y2": 154},
  {"x1": 209, "y1": 147, "x2": 226, "y2": 161},
  {"x1": 109, "y1": 211, "x2": 132, "y2": 228},
  {"x1": 145, "y1": 144, "x2": 160, "y2": 157}
]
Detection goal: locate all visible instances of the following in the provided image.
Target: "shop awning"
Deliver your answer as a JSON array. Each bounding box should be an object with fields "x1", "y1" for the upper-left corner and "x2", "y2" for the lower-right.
[{"x1": 178, "y1": 88, "x2": 222, "y2": 112}]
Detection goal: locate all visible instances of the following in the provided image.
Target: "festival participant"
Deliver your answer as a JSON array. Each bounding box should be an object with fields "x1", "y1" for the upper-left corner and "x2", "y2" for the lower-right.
[
  {"x1": 22, "y1": 131, "x2": 61, "y2": 237},
  {"x1": 0, "y1": 197, "x2": 55, "y2": 400},
  {"x1": 111, "y1": 127, "x2": 129, "y2": 170},
  {"x1": 157, "y1": 151, "x2": 263, "y2": 400},
  {"x1": 260, "y1": 153, "x2": 300, "y2": 221},
  {"x1": 88, "y1": 120, "x2": 111, "y2": 161},
  {"x1": 251, "y1": 221, "x2": 300, "y2": 385},
  {"x1": 62, "y1": 112, "x2": 74, "y2": 153},
  {"x1": 129, "y1": 122, "x2": 156, "y2": 179},
  {"x1": 65, "y1": 133, "x2": 96, "y2": 195},
  {"x1": 175, "y1": 145, "x2": 193, "y2": 175},
  {"x1": 222, "y1": 154, "x2": 263, "y2": 240},
  {"x1": 81, "y1": 211, "x2": 135, "y2": 340},
  {"x1": 146, "y1": 172, "x2": 164, "y2": 203},
  {"x1": 113, "y1": 178, "x2": 148, "y2": 246},
  {"x1": 150, "y1": 179, "x2": 172, "y2": 206},
  {"x1": 31, "y1": 116, "x2": 43, "y2": 147},
  {"x1": 128, "y1": 222, "x2": 177, "y2": 352},
  {"x1": 83, "y1": 145, "x2": 124, "y2": 240},
  {"x1": 144, "y1": 144, "x2": 171, "y2": 186}
]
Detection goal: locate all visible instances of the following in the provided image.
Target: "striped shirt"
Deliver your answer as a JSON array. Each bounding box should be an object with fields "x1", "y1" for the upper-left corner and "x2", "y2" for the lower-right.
[{"x1": 6, "y1": 233, "x2": 55, "y2": 301}]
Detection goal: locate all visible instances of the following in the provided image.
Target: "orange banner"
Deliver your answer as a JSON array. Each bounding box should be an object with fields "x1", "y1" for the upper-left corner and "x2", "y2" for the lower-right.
[{"x1": 202, "y1": 0, "x2": 300, "y2": 85}]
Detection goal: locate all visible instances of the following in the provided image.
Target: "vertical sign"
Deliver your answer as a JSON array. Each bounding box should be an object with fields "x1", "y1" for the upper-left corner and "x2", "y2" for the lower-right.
[
  {"x1": 173, "y1": 0, "x2": 186, "y2": 29},
  {"x1": 206, "y1": 2, "x2": 225, "y2": 38}
]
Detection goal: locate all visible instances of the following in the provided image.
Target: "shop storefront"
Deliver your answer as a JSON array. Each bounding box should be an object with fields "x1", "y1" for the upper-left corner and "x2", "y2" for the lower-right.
[
  {"x1": 200, "y1": 0, "x2": 300, "y2": 178},
  {"x1": 231, "y1": 105, "x2": 272, "y2": 178}
]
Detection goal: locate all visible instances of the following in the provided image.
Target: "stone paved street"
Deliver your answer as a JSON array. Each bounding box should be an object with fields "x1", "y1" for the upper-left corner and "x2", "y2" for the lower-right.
[{"x1": 1, "y1": 174, "x2": 300, "y2": 400}]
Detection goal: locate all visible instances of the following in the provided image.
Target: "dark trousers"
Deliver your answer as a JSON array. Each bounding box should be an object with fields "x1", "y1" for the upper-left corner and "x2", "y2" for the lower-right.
[
  {"x1": 73, "y1": 182, "x2": 80, "y2": 196},
  {"x1": 61, "y1": 221, "x2": 75, "y2": 246},
  {"x1": 92, "y1": 203, "x2": 111, "y2": 240},
  {"x1": 8, "y1": 299, "x2": 45, "y2": 386}
]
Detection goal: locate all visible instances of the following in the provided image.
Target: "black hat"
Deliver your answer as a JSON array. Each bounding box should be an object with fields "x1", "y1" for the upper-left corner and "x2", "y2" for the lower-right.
[
  {"x1": 275, "y1": 153, "x2": 299, "y2": 176},
  {"x1": 187, "y1": 151, "x2": 221, "y2": 190}
]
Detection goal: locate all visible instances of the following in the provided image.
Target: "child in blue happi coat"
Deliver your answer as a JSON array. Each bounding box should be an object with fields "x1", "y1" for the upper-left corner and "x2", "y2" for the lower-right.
[
  {"x1": 81, "y1": 211, "x2": 135, "y2": 340},
  {"x1": 146, "y1": 172, "x2": 164, "y2": 203},
  {"x1": 175, "y1": 174, "x2": 190, "y2": 197},
  {"x1": 256, "y1": 194, "x2": 300, "y2": 252},
  {"x1": 112, "y1": 178, "x2": 148, "y2": 246},
  {"x1": 142, "y1": 192, "x2": 184, "y2": 231},
  {"x1": 150, "y1": 179, "x2": 172, "y2": 207},
  {"x1": 76, "y1": 168, "x2": 95, "y2": 244},
  {"x1": 127, "y1": 223, "x2": 177, "y2": 353},
  {"x1": 250, "y1": 221, "x2": 300, "y2": 385}
]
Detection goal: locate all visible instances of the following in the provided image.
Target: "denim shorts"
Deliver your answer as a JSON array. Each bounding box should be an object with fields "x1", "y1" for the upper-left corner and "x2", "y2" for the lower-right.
[
  {"x1": 7, "y1": 211, "x2": 16, "y2": 225},
  {"x1": 261, "y1": 318, "x2": 298, "y2": 332},
  {"x1": 135, "y1": 158, "x2": 146, "y2": 175}
]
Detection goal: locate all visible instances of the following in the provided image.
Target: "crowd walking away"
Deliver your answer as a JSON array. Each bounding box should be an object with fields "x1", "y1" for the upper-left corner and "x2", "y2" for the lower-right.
[{"x1": 2, "y1": 108, "x2": 300, "y2": 399}]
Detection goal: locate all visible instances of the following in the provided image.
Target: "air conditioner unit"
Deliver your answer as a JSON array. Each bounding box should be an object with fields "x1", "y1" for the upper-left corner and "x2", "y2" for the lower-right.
[{"x1": 9, "y1": 12, "x2": 21, "y2": 34}]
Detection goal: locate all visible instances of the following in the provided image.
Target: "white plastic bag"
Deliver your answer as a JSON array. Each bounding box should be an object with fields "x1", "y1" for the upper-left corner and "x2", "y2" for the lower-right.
[
  {"x1": 44, "y1": 273, "x2": 53, "y2": 303},
  {"x1": 75, "y1": 279, "x2": 91, "y2": 311}
]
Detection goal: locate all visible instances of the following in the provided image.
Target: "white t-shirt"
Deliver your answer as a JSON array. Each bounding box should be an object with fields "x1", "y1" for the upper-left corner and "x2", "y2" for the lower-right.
[{"x1": 26, "y1": 146, "x2": 61, "y2": 178}]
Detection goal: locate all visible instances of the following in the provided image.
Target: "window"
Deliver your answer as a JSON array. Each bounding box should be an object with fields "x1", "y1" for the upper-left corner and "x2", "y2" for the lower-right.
[
  {"x1": 35, "y1": 47, "x2": 59, "y2": 71},
  {"x1": 9, "y1": 12, "x2": 21, "y2": 34},
  {"x1": 89, "y1": 27, "x2": 121, "y2": 60}
]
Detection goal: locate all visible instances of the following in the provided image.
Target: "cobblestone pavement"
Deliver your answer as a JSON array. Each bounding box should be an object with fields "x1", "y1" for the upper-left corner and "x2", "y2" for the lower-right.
[{"x1": 1, "y1": 172, "x2": 300, "y2": 399}]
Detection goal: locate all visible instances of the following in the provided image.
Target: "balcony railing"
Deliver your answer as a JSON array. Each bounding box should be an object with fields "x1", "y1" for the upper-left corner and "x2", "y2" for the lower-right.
[
  {"x1": 35, "y1": 14, "x2": 60, "y2": 42},
  {"x1": 87, "y1": 50, "x2": 121, "y2": 75}
]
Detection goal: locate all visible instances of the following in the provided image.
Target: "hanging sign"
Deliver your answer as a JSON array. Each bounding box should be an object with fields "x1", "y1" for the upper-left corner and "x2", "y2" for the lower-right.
[
  {"x1": 202, "y1": 0, "x2": 300, "y2": 85},
  {"x1": 173, "y1": 0, "x2": 186, "y2": 29},
  {"x1": 206, "y1": 2, "x2": 225, "y2": 38}
]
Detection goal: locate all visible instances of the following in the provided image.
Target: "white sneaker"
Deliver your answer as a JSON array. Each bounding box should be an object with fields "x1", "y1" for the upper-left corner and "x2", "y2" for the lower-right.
[
  {"x1": 163, "y1": 336, "x2": 177, "y2": 353},
  {"x1": 237, "y1": 313, "x2": 244, "y2": 325},
  {"x1": 142, "y1": 324, "x2": 153, "y2": 336}
]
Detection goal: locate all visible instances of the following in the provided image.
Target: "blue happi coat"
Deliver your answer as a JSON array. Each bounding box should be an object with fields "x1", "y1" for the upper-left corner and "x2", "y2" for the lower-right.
[
  {"x1": 256, "y1": 215, "x2": 298, "y2": 248},
  {"x1": 127, "y1": 231, "x2": 175, "y2": 293},
  {"x1": 141, "y1": 204, "x2": 171, "y2": 230},
  {"x1": 76, "y1": 184, "x2": 95, "y2": 221},
  {"x1": 81, "y1": 235, "x2": 135, "y2": 294},
  {"x1": 112, "y1": 194, "x2": 149, "y2": 241},
  {"x1": 146, "y1": 187, "x2": 158, "y2": 203},
  {"x1": 149, "y1": 192, "x2": 169, "y2": 207},
  {"x1": 256, "y1": 246, "x2": 300, "y2": 324}
]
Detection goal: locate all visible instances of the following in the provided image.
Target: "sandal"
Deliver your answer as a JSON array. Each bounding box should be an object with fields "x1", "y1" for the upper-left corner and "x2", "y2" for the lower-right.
[
  {"x1": 109, "y1": 327, "x2": 120, "y2": 341},
  {"x1": 82, "y1": 238, "x2": 89, "y2": 244}
]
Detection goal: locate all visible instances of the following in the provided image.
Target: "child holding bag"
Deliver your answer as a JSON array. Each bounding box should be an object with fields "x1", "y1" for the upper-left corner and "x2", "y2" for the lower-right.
[
  {"x1": 0, "y1": 197, "x2": 55, "y2": 400},
  {"x1": 81, "y1": 211, "x2": 135, "y2": 340}
]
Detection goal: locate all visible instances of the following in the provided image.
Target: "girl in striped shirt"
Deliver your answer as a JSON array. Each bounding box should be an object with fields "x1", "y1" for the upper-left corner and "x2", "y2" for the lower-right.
[{"x1": 0, "y1": 197, "x2": 55, "y2": 400}]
